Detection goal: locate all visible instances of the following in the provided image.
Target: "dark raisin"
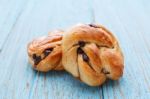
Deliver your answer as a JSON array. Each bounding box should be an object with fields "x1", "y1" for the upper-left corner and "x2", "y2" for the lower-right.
[
  {"x1": 88, "y1": 24, "x2": 99, "y2": 28},
  {"x1": 77, "y1": 47, "x2": 84, "y2": 54},
  {"x1": 77, "y1": 48, "x2": 89, "y2": 62},
  {"x1": 33, "y1": 54, "x2": 37, "y2": 59},
  {"x1": 43, "y1": 48, "x2": 53, "y2": 57},
  {"x1": 101, "y1": 68, "x2": 110, "y2": 74},
  {"x1": 82, "y1": 53, "x2": 89, "y2": 62},
  {"x1": 32, "y1": 54, "x2": 42, "y2": 65},
  {"x1": 78, "y1": 41, "x2": 85, "y2": 47}
]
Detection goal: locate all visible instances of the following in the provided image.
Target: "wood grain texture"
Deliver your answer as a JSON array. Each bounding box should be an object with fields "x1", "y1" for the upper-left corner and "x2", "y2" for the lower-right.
[
  {"x1": 0, "y1": 0, "x2": 102, "y2": 99},
  {"x1": 0, "y1": 0, "x2": 29, "y2": 50},
  {"x1": 0, "y1": 0, "x2": 150, "y2": 99},
  {"x1": 93, "y1": 0, "x2": 150, "y2": 98}
]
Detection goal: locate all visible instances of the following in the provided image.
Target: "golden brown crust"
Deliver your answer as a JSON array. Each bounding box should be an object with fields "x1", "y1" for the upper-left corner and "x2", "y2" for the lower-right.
[
  {"x1": 27, "y1": 30, "x2": 63, "y2": 72},
  {"x1": 27, "y1": 24, "x2": 124, "y2": 86},
  {"x1": 62, "y1": 24, "x2": 124, "y2": 86}
]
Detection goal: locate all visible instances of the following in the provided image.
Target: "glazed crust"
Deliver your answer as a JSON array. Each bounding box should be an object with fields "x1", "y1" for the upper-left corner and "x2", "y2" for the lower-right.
[
  {"x1": 62, "y1": 24, "x2": 124, "y2": 86},
  {"x1": 27, "y1": 30, "x2": 64, "y2": 72}
]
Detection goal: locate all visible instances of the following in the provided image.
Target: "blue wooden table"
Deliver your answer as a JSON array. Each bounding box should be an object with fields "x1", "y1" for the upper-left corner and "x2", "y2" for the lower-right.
[{"x1": 0, "y1": 0, "x2": 150, "y2": 99}]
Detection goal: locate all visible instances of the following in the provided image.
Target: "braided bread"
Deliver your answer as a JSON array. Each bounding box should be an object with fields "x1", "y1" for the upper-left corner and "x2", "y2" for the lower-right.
[
  {"x1": 27, "y1": 24, "x2": 124, "y2": 86},
  {"x1": 27, "y1": 30, "x2": 64, "y2": 72},
  {"x1": 62, "y1": 24, "x2": 124, "y2": 86}
]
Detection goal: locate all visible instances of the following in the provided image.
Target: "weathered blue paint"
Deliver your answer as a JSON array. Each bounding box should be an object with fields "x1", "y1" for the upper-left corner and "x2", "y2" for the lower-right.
[{"x1": 0, "y1": 0, "x2": 150, "y2": 99}]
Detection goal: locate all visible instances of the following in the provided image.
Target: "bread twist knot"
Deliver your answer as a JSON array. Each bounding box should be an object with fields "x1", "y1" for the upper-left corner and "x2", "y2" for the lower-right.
[
  {"x1": 27, "y1": 24, "x2": 124, "y2": 86},
  {"x1": 27, "y1": 30, "x2": 63, "y2": 72},
  {"x1": 62, "y1": 24, "x2": 124, "y2": 86}
]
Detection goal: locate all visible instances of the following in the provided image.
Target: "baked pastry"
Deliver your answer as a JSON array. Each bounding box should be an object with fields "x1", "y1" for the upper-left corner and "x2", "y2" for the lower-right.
[
  {"x1": 62, "y1": 24, "x2": 124, "y2": 86},
  {"x1": 27, "y1": 24, "x2": 124, "y2": 86},
  {"x1": 27, "y1": 30, "x2": 63, "y2": 72}
]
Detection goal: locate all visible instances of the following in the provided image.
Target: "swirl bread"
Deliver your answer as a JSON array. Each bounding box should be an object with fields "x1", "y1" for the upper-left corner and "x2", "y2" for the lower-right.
[
  {"x1": 27, "y1": 30, "x2": 64, "y2": 72},
  {"x1": 62, "y1": 24, "x2": 124, "y2": 86}
]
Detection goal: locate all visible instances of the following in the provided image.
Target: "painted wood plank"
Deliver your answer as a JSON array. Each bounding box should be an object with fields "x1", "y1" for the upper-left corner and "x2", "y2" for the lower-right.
[
  {"x1": 0, "y1": 0, "x2": 103, "y2": 99},
  {"x1": 1, "y1": 0, "x2": 150, "y2": 98},
  {"x1": 93, "y1": 0, "x2": 150, "y2": 98},
  {"x1": 136, "y1": 0, "x2": 150, "y2": 49},
  {"x1": 0, "y1": 0, "x2": 29, "y2": 50}
]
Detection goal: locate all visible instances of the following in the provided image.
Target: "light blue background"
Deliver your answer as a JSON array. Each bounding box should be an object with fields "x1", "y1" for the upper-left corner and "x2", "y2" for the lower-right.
[{"x1": 0, "y1": 0, "x2": 150, "y2": 99}]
